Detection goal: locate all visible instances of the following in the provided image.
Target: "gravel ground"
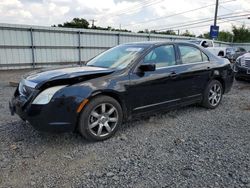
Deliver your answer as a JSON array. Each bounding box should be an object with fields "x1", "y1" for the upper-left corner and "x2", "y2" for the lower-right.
[{"x1": 0, "y1": 70, "x2": 250, "y2": 188}]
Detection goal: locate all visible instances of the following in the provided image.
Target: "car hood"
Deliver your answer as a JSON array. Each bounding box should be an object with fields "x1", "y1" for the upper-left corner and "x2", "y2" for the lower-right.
[
  {"x1": 23, "y1": 65, "x2": 114, "y2": 89},
  {"x1": 241, "y1": 52, "x2": 250, "y2": 59}
]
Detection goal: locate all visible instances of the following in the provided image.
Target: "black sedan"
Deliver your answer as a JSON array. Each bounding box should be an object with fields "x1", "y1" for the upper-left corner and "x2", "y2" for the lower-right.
[
  {"x1": 10, "y1": 42, "x2": 234, "y2": 141},
  {"x1": 234, "y1": 52, "x2": 250, "y2": 81}
]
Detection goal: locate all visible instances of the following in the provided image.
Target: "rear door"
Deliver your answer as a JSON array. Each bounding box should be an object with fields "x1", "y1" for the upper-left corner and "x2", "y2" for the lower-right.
[{"x1": 175, "y1": 44, "x2": 212, "y2": 102}]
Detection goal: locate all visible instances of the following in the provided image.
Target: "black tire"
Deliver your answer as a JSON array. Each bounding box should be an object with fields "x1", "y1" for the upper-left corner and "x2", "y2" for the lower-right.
[
  {"x1": 235, "y1": 75, "x2": 243, "y2": 81},
  {"x1": 202, "y1": 80, "x2": 223, "y2": 109},
  {"x1": 78, "y1": 95, "x2": 123, "y2": 141}
]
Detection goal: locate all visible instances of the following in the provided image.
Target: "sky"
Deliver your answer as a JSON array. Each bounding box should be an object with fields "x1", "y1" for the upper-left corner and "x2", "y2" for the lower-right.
[{"x1": 0, "y1": 0, "x2": 249, "y2": 35}]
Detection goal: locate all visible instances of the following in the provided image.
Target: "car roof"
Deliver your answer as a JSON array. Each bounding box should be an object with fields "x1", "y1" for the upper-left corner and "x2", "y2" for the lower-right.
[
  {"x1": 121, "y1": 40, "x2": 218, "y2": 61},
  {"x1": 122, "y1": 41, "x2": 195, "y2": 46}
]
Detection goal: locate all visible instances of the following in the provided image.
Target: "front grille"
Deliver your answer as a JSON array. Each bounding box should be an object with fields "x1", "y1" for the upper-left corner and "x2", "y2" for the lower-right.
[
  {"x1": 245, "y1": 60, "x2": 250, "y2": 68},
  {"x1": 18, "y1": 79, "x2": 35, "y2": 98}
]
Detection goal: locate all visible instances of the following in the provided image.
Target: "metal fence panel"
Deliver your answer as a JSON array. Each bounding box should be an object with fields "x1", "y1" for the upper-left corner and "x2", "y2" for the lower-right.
[
  {"x1": 232, "y1": 43, "x2": 250, "y2": 51},
  {"x1": 0, "y1": 48, "x2": 32, "y2": 65},
  {"x1": 149, "y1": 37, "x2": 168, "y2": 41},
  {"x1": 120, "y1": 35, "x2": 146, "y2": 43},
  {"x1": 34, "y1": 31, "x2": 78, "y2": 46},
  {"x1": 34, "y1": 48, "x2": 78, "y2": 63},
  {"x1": 0, "y1": 23, "x2": 249, "y2": 69},
  {"x1": 0, "y1": 30, "x2": 30, "y2": 46},
  {"x1": 81, "y1": 33, "x2": 118, "y2": 47},
  {"x1": 81, "y1": 48, "x2": 106, "y2": 61}
]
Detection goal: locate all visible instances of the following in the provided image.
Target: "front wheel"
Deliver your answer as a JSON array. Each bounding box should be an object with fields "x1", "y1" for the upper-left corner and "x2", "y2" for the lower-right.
[
  {"x1": 202, "y1": 80, "x2": 223, "y2": 109},
  {"x1": 78, "y1": 95, "x2": 123, "y2": 141}
]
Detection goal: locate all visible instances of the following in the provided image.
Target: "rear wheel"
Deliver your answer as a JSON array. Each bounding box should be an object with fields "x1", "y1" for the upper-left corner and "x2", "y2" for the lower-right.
[
  {"x1": 202, "y1": 80, "x2": 223, "y2": 109},
  {"x1": 78, "y1": 95, "x2": 123, "y2": 141}
]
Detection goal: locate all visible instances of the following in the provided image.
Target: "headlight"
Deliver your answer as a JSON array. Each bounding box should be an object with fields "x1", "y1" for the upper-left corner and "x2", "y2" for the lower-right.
[{"x1": 32, "y1": 85, "x2": 67, "y2": 105}]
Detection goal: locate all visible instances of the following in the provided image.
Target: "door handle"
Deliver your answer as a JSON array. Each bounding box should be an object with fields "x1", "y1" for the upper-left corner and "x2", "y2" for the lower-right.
[{"x1": 170, "y1": 71, "x2": 178, "y2": 79}]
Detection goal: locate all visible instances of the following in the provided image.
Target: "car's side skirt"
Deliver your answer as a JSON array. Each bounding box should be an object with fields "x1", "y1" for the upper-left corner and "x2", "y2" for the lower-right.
[{"x1": 133, "y1": 94, "x2": 202, "y2": 112}]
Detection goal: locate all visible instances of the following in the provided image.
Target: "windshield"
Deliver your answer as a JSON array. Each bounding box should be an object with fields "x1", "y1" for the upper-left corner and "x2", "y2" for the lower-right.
[
  {"x1": 226, "y1": 48, "x2": 235, "y2": 54},
  {"x1": 86, "y1": 45, "x2": 146, "y2": 69}
]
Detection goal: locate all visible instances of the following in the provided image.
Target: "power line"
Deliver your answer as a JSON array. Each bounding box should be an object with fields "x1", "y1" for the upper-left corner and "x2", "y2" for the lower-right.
[
  {"x1": 155, "y1": 12, "x2": 250, "y2": 31},
  {"x1": 97, "y1": 0, "x2": 163, "y2": 27},
  {"x1": 146, "y1": 11, "x2": 247, "y2": 30},
  {"x1": 99, "y1": 0, "x2": 162, "y2": 18},
  {"x1": 156, "y1": 14, "x2": 249, "y2": 31},
  {"x1": 110, "y1": 0, "x2": 159, "y2": 14},
  {"x1": 218, "y1": 17, "x2": 250, "y2": 25},
  {"x1": 112, "y1": 0, "x2": 162, "y2": 17},
  {"x1": 164, "y1": 17, "x2": 250, "y2": 31},
  {"x1": 123, "y1": 0, "x2": 236, "y2": 27},
  {"x1": 219, "y1": 5, "x2": 250, "y2": 24},
  {"x1": 219, "y1": 5, "x2": 234, "y2": 12}
]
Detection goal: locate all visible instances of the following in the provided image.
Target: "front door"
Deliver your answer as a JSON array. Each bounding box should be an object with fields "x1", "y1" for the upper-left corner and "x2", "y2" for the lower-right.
[{"x1": 128, "y1": 44, "x2": 181, "y2": 113}]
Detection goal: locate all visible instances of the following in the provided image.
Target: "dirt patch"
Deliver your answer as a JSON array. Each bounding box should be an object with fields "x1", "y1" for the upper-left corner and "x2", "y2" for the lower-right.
[
  {"x1": 242, "y1": 105, "x2": 250, "y2": 111},
  {"x1": 238, "y1": 85, "x2": 250, "y2": 90}
]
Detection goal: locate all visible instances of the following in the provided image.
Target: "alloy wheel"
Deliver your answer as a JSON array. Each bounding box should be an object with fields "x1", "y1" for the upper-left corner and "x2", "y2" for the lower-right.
[
  {"x1": 208, "y1": 83, "x2": 222, "y2": 106},
  {"x1": 88, "y1": 103, "x2": 118, "y2": 137}
]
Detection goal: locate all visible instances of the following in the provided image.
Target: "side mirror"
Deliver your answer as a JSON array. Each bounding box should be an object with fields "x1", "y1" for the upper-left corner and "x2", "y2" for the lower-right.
[
  {"x1": 139, "y1": 64, "x2": 156, "y2": 72},
  {"x1": 202, "y1": 42, "x2": 209, "y2": 48}
]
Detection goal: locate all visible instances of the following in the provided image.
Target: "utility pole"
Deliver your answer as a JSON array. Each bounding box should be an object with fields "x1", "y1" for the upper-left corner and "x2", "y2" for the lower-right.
[
  {"x1": 210, "y1": 0, "x2": 219, "y2": 40},
  {"x1": 89, "y1": 19, "x2": 97, "y2": 28},
  {"x1": 214, "y1": 0, "x2": 219, "y2": 26}
]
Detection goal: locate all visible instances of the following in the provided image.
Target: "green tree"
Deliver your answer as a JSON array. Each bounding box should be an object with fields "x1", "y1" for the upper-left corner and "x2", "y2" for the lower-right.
[
  {"x1": 137, "y1": 30, "x2": 145, "y2": 33},
  {"x1": 203, "y1": 32, "x2": 210, "y2": 39},
  {"x1": 55, "y1": 18, "x2": 131, "y2": 32},
  {"x1": 198, "y1": 31, "x2": 233, "y2": 42},
  {"x1": 181, "y1": 30, "x2": 195, "y2": 37},
  {"x1": 150, "y1": 30, "x2": 177, "y2": 35},
  {"x1": 200, "y1": 25, "x2": 250, "y2": 42},
  {"x1": 138, "y1": 29, "x2": 150, "y2": 33},
  {"x1": 197, "y1": 33, "x2": 209, "y2": 39},
  {"x1": 218, "y1": 31, "x2": 234, "y2": 42},
  {"x1": 58, "y1": 18, "x2": 89, "y2": 29},
  {"x1": 232, "y1": 25, "x2": 250, "y2": 43},
  {"x1": 138, "y1": 30, "x2": 177, "y2": 35}
]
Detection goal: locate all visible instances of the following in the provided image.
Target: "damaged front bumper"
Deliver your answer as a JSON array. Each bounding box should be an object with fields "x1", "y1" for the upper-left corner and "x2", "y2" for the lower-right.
[{"x1": 9, "y1": 89, "x2": 80, "y2": 133}]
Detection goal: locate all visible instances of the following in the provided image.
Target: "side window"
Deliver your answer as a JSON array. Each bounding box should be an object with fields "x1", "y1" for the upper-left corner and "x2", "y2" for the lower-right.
[
  {"x1": 143, "y1": 45, "x2": 176, "y2": 68},
  {"x1": 207, "y1": 41, "x2": 213, "y2": 47},
  {"x1": 179, "y1": 45, "x2": 203, "y2": 64},
  {"x1": 202, "y1": 52, "x2": 209, "y2": 61}
]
